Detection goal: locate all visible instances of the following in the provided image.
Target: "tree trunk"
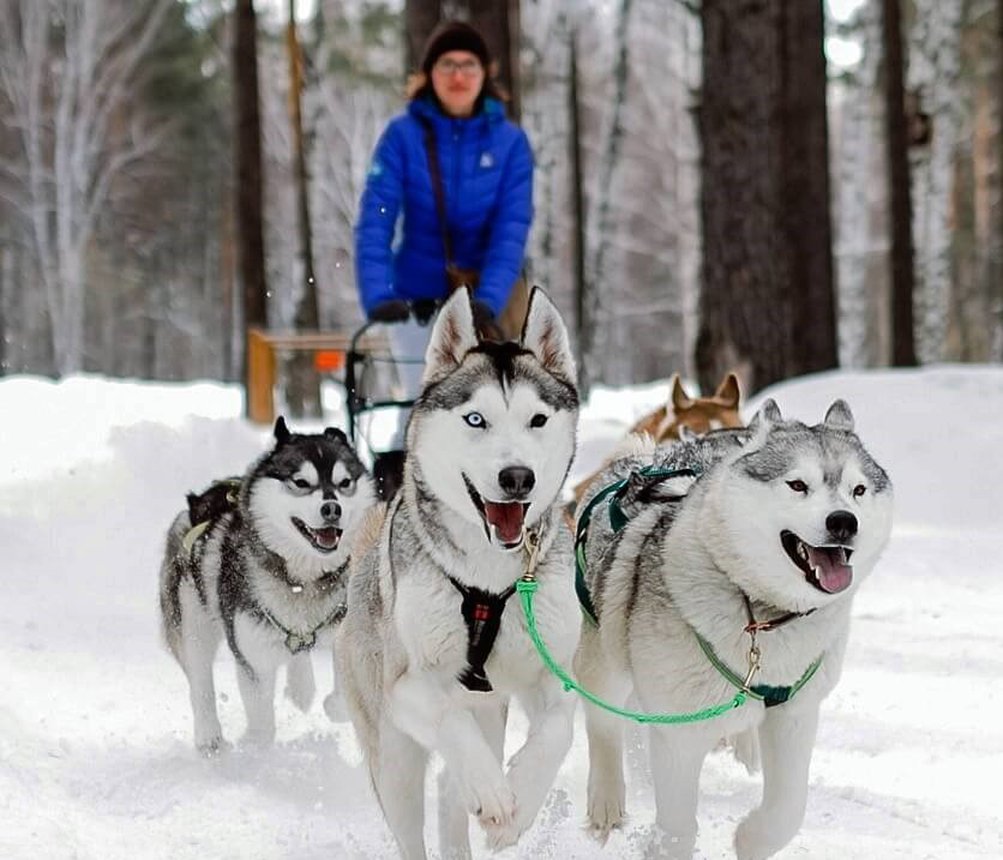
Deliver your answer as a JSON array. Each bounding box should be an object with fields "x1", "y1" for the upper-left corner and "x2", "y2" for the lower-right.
[
  {"x1": 284, "y1": 0, "x2": 322, "y2": 417},
  {"x1": 782, "y1": 0, "x2": 838, "y2": 376},
  {"x1": 568, "y1": 25, "x2": 587, "y2": 391},
  {"x1": 697, "y1": 0, "x2": 837, "y2": 395},
  {"x1": 233, "y1": 0, "x2": 269, "y2": 413},
  {"x1": 405, "y1": 0, "x2": 441, "y2": 74},
  {"x1": 881, "y1": 0, "x2": 918, "y2": 366},
  {"x1": 468, "y1": 0, "x2": 520, "y2": 119}
]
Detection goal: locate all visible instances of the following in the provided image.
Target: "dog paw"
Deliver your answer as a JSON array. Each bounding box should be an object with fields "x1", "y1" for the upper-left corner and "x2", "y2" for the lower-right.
[
  {"x1": 586, "y1": 786, "x2": 626, "y2": 843},
  {"x1": 481, "y1": 813, "x2": 523, "y2": 852},
  {"x1": 466, "y1": 777, "x2": 516, "y2": 832},
  {"x1": 734, "y1": 809, "x2": 796, "y2": 860},
  {"x1": 196, "y1": 735, "x2": 229, "y2": 758}
]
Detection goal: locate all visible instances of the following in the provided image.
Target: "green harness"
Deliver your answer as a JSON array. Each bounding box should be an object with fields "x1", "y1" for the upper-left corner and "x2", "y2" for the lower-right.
[{"x1": 518, "y1": 466, "x2": 824, "y2": 724}]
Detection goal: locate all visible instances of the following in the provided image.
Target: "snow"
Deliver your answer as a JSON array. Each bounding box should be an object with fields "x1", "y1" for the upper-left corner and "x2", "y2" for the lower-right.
[{"x1": 1, "y1": 365, "x2": 1001, "y2": 859}]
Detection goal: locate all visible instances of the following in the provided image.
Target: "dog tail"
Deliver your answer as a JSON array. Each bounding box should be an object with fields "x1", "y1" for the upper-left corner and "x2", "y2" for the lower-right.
[{"x1": 158, "y1": 510, "x2": 192, "y2": 659}]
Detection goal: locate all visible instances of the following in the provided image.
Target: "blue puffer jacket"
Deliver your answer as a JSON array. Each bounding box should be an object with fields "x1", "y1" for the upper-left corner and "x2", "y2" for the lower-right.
[{"x1": 354, "y1": 96, "x2": 534, "y2": 319}]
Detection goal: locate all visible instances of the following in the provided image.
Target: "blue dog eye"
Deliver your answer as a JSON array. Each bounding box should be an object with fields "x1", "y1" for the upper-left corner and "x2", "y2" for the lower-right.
[{"x1": 463, "y1": 412, "x2": 486, "y2": 428}]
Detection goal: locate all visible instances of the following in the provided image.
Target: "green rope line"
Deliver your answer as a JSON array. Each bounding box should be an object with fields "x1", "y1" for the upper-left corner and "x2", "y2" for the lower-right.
[{"x1": 516, "y1": 579, "x2": 747, "y2": 724}]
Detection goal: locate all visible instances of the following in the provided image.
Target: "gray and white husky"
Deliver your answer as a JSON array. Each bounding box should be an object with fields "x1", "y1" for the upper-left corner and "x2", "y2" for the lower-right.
[
  {"x1": 336, "y1": 287, "x2": 581, "y2": 859},
  {"x1": 574, "y1": 400, "x2": 893, "y2": 859},
  {"x1": 159, "y1": 418, "x2": 375, "y2": 754}
]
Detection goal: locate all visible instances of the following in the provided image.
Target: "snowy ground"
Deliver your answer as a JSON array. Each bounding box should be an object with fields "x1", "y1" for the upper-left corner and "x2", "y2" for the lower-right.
[{"x1": 1, "y1": 365, "x2": 1001, "y2": 859}]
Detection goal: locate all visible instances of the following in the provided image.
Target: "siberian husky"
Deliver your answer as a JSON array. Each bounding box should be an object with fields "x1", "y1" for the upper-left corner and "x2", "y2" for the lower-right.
[
  {"x1": 159, "y1": 418, "x2": 375, "y2": 754},
  {"x1": 573, "y1": 400, "x2": 893, "y2": 858},
  {"x1": 336, "y1": 287, "x2": 581, "y2": 859}
]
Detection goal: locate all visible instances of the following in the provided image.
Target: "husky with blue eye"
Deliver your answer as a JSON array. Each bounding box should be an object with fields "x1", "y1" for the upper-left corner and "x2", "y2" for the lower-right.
[
  {"x1": 336, "y1": 287, "x2": 581, "y2": 859},
  {"x1": 158, "y1": 418, "x2": 375, "y2": 754}
]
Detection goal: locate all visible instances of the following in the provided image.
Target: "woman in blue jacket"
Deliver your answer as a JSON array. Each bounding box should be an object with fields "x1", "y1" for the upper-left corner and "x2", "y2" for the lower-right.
[{"x1": 354, "y1": 20, "x2": 534, "y2": 498}]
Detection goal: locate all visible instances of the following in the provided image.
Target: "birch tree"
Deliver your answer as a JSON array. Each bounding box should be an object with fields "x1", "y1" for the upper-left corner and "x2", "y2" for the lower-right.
[{"x1": 0, "y1": 0, "x2": 174, "y2": 374}]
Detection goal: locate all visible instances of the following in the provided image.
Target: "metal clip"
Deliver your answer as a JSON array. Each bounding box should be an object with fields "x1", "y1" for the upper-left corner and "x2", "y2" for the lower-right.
[
  {"x1": 522, "y1": 528, "x2": 542, "y2": 581},
  {"x1": 743, "y1": 637, "x2": 762, "y2": 689}
]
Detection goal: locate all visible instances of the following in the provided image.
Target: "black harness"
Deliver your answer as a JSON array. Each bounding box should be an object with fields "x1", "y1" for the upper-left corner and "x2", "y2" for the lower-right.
[{"x1": 448, "y1": 576, "x2": 517, "y2": 693}]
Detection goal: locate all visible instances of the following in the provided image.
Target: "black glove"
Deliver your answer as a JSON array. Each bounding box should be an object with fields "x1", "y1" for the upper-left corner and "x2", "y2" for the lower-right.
[
  {"x1": 369, "y1": 299, "x2": 411, "y2": 324},
  {"x1": 471, "y1": 299, "x2": 505, "y2": 342},
  {"x1": 411, "y1": 299, "x2": 438, "y2": 326}
]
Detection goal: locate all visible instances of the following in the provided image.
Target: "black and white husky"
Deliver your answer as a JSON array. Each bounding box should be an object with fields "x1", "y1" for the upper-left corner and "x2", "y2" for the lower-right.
[
  {"x1": 574, "y1": 400, "x2": 894, "y2": 859},
  {"x1": 159, "y1": 418, "x2": 375, "y2": 754},
  {"x1": 336, "y1": 288, "x2": 581, "y2": 859}
]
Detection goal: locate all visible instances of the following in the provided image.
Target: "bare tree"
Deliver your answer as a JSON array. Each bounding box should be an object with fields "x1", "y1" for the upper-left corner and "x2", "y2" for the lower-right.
[
  {"x1": 233, "y1": 0, "x2": 269, "y2": 411},
  {"x1": 882, "y1": 0, "x2": 918, "y2": 366},
  {"x1": 406, "y1": 0, "x2": 441, "y2": 73},
  {"x1": 0, "y1": 0, "x2": 173, "y2": 374},
  {"x1": 284, "y1": 0, "x2": 322, "y2": 417},
  {"x1": 696, "y1": 0, "x2": 837, "y2": 394}
]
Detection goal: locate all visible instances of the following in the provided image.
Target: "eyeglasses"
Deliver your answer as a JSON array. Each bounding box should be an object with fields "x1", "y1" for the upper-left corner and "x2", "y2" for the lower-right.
[{"x1": 433, "y1": 58, "x2": 482, "y2": 77}]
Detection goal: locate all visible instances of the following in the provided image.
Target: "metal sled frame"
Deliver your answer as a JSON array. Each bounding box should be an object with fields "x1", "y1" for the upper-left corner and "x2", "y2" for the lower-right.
[{"x1": 344, "y1": 317, "x2": 424, "y2": 461}]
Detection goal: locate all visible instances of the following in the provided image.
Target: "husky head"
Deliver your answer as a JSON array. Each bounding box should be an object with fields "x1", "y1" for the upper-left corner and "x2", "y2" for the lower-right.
[
  {"x1": 244, "y1": 418, "x2": 375, "y2": 575},
  {"x1": 407, "y1": 287, "x2": 579, "y2": 552},
  {"x1": 709, "y1": 399, "x2": 893, "y2": 611}
]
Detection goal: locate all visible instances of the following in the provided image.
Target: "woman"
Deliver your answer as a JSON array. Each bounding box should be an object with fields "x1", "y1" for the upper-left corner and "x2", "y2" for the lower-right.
[{"x1": 354, "y1": 20, "x2": 534, "y2": 498}]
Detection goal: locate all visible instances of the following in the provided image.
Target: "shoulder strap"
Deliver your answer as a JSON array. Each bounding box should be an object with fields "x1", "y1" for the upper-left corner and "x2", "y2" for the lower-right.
[{"x1": 420, "y1": 118, "x2": 455, "y2": 266}]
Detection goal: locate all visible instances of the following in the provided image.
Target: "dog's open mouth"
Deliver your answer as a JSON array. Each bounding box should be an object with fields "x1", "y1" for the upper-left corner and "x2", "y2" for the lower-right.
[
  {"x1": 292, "y1": 517, "x2": 342, "y2": 553},
  {"x1": 463, "y1": 474, "x2": 529, "y2": 548},
  {"x1": 781, "y1": 530, "x2": 854, "y2": 594}
]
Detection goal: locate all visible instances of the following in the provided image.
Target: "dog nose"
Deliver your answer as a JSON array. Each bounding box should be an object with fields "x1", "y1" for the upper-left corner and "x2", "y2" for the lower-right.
[
  {"x1": 826, "y1": 509, "x2": 857, "y2": 542},
  {"x1": 498, "y1": 466, "x2": 535, "y2": 499},
  {"x1": 321, "y1": 500, "x2": 342, "y2": 522}
]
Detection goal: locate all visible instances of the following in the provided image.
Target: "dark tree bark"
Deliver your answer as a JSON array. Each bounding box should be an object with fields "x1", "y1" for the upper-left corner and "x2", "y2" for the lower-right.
[
  {"x1": 405, "y1": 0, "x2": 441, "y2": 74},
  {"x1": 569, "y1": 26, "x2": 587, "y2": 390},
  {"x1": 468, "y1": 0, "x2": 521, "y2": 119},
  {"x1": 697, "y1": 0, "x2": 838, "y2": 396},
  {"x1": 233, "y1": 0, "x2": 268, "y2": 414},
  {"x1": 284, "y1": 0, "x2": 322, "y2": 417},
  {"x1": 881, "y1": 0, "x2": 917, "y2": 366}
]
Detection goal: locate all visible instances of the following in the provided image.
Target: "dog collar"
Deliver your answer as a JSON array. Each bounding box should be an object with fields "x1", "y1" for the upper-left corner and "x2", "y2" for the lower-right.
[
  {"x1": 695, "y1": 633, "x2": 823, "y2": 708},
  {"x1": 256, "y1": 603, "x2": 347, "y2": 654}
]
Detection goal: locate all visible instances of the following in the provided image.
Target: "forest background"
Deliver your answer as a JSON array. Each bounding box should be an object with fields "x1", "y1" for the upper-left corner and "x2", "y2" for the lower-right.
[{"x1": 1, "y1": 0, "x2": 999, "y2": 405}]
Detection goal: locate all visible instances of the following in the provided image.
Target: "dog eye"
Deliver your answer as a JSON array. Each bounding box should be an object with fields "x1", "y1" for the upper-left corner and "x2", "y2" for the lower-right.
[
  {"x1": 852, "y1": 484, "x2": 866, "y2": 498},
  {"x1": 287, "y1": 477, "x2": 313, "y2": 493},
  {"x1": 786, "y1": 479, "x2": 808, "y2": 494},
  {"x1": 463, "y1": 411, "x2": 486, "y2": 428},
  {"x1": 339, "y1": 477, "x2": 353, "y2": 490},
  {"x1": 529, "y1": 413, "x2": 548, "y2": 428}
]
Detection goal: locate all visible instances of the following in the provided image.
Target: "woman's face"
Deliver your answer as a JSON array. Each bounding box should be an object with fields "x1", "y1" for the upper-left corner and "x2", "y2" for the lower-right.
[{"x1": 430, "y1": 50, "x2": 485, "y2": 118}]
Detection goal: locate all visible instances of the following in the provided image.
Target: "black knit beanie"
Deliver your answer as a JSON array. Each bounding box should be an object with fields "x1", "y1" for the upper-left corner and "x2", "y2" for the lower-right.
[{"x1": 420, "y1": 21, "x2": 492, "y2": 75}]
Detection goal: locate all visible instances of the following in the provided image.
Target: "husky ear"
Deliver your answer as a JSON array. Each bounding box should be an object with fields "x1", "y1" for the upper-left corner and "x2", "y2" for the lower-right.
[
  {"x1": 323, "y1": 426, "x2": 347, "y2": 443},
  {"x1": 744, "y1": 399, "x2": 781, "y2": 444},
  {"x1": 422, "y1": 288, "x2": 479, "y2": 386},
  {"x1": 521, "y1": 286, "x2": 576, "y2": 385},
  {"x1": 715, "y1": 372, "x2": 741, "y2": 408},
  {"x1": 823, "y1": 399, "x2": 855, "y2": 431},
  {"x1": 671, "y1": 374, "x2": 693, "y2": 411},
  {"x1": 274, "y1": 416, "x2": 291, "y2": 444}
]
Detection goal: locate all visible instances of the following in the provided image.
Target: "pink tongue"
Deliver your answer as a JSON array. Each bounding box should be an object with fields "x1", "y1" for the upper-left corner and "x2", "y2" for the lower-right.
[
  {"x1": 313, "y1": 527, "x2": 341, "y2": 550},
  {"x1": 807, "y1": 546, "x2": 853, "y2": 593},
  {"x1": 483, "y1": 501, "x2": 526, "y2": 544}
]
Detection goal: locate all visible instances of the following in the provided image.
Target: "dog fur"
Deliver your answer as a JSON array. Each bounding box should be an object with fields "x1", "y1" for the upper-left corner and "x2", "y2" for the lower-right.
[
  {"x1": 573, "y1": 400, "x2": 893, "y2": 859},
  {"x1": 159, "y1": 418, "x2": 375, "y2": 754},
  {"x1": 336, "y1": 287, "x2": 581, "y2": 859}
]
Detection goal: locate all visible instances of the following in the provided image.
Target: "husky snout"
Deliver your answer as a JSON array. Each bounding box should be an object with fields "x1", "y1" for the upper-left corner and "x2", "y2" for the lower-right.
[
  {"x1": 321, "y1": 500, "x2": 342, "y2": 523},
  {"x1": 826, "y1": 509, "x2": 857, "y2": 543},
  {"x1": 498, "y1": 465, "x2": 535, "y2": 499}
]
